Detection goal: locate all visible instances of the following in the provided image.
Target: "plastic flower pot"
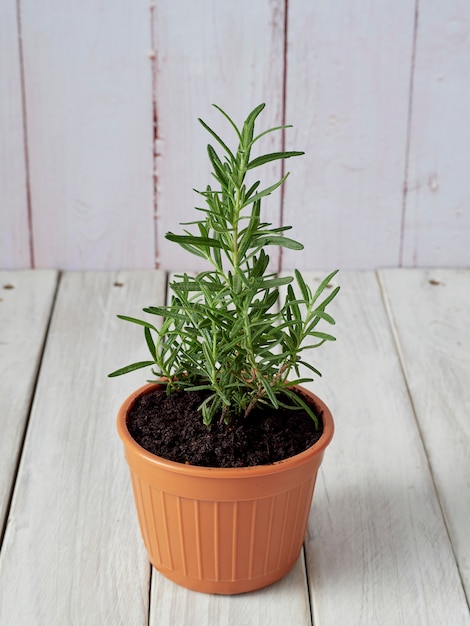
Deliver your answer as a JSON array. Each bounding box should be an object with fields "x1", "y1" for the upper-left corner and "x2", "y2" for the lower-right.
[{"x1": 117, "y1": 382, "x2": 334, "y2": 594}]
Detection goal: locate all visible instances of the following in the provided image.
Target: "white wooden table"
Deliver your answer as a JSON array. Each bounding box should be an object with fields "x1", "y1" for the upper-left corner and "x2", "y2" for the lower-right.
[{"x1": 0, "y1": 269, "x2": 469, "y2": 626}]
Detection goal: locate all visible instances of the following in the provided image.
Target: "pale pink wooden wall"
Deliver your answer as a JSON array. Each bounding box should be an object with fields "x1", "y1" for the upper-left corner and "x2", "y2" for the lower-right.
[{"x1": 1, "y1": 0, "x2": 469, "y2": 270}]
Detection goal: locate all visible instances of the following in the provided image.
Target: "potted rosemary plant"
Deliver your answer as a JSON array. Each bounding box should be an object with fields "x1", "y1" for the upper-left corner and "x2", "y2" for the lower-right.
[{"x1": 110, "y1": 103, "x2": 339, "y2": 594}]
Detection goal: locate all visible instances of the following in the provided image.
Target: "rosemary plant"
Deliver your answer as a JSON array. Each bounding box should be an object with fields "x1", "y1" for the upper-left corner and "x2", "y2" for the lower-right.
[{"x1": 109, "y1": 103, "x2": 339, "y2": 428}]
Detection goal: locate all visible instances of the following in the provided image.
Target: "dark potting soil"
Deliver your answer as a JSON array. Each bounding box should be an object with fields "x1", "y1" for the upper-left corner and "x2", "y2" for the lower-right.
[{"x1": 127, "y1": 386, "x2": 323, "y2": 468}]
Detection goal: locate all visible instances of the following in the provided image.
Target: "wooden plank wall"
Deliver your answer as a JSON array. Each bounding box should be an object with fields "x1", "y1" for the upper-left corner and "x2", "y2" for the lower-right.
[
  {"x1": 401, "y1": 2, "x2": 470, "y2": 266},
  {"x1": 0, "y1": 0, "x2": 30, "y2": 267},
  {"x1": 283, "y1": 0, "x2": 416, "y2": 270},
  {"x1": 1, "y1": 1, "x2": 469, "y2": 270}
]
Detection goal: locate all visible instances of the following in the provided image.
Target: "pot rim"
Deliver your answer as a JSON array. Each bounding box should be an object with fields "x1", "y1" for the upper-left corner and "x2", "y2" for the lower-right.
[{"x1": 117, "y1": 382, "x2": 334, "y2": 478}]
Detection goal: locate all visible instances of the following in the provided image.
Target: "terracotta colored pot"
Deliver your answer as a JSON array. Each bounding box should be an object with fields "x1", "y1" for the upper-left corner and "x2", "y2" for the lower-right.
[{"x1": 117, "y1": 382, "x2": 334, "y2": 594}]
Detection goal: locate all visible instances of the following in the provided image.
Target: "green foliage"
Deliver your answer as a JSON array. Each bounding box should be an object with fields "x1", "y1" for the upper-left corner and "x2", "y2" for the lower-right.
[{"x1": 109, "y1": 103, "x2": 340, "y2": 428}]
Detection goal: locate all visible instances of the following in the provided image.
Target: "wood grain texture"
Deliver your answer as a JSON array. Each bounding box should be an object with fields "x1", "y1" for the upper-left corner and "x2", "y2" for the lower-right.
[
  {"x1": 153, "y1": 0, "x2": 285, "y2": 270},
  {"x1": 282, "y1": 2, "x2": 416, "y2": 270},
  {"x1": 301, "y1": 271, "x2": 470, "y2": 625},
  {"x1": 401, "y1": 1, "x2": 470, "y2": 266},
  {"x1": 19, "y1": 0, "x2": 155, "y2": 269},
  {"x1": 0, "y1": 270, "x2": 57, "y2": 535},
  {"x1": 2, "y1": 3, "x2": 470, "y2": 272},
  {"x1": 379, "y1": 268, "x2": 470, "y2": 600},
  {"x1": 0, "y1": 0, "x2": 30, "y2": 267},
  {"x1": 0, "y1": 271, "x2": 167, "y2": 625},
  {"x1": 1, "y1": 269, "x2": 470, "y2": 624},
  {"x1": 150, "y1": 556, "x2": 311, "y2": 625}
]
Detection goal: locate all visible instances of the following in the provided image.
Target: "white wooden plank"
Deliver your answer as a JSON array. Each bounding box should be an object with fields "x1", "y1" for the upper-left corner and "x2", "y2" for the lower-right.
[
  {"x1": 402, "y1": 2, "x2": 470, "y2": 266},
  {"x1": 19, "y1": 1, "x2": 155, "y2": 269},
  {"x1": 282, "y1": 2, "x2": 415, "y2": 270},
  {"x1": 0, "y1": 271, "x2": 167, "y2": 625},
  {"x1": 0, "y1": 0, "x2": 31, "y2": 267},
  {"x1": 153, "y1": 0, "x2": 285, "y2": 270},
  {"x1": 379, "y1": 268, "x2": 470, "y2": 600},
  {"x1": 301, "y1": 271, "x2": 469, "y2": 625},
  {"x1": 0, "y1": 270, "x2": 57, "y2": 534},
  {"x1": 150, "y1": 557, "x2": 311, "y2": 625}
]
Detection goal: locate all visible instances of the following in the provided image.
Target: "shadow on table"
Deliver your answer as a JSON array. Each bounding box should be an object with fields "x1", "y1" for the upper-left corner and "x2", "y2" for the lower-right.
[{"x1": 304, "y1": 474, "x2": 462, "y2": 605}]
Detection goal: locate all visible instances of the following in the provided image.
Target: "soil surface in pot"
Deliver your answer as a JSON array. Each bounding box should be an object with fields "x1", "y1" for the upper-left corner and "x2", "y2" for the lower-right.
[{"x1": 127, "y1": 387, "x2": 323, "y2": 468}]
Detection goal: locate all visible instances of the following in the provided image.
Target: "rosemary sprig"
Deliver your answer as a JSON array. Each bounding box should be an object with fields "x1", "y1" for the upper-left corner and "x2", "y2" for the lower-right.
[{"x1": 109, "y1": 103, "x2": 339, "y2": 428}]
